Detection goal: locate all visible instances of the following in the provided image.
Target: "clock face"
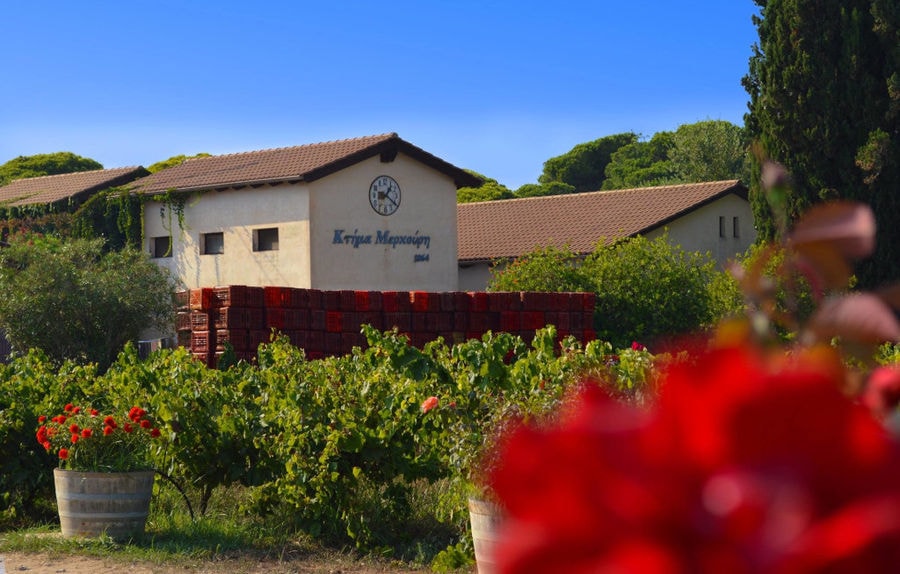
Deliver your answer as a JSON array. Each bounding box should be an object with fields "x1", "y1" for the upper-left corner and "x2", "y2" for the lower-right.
[{"x1": 369, "y1": 175, "x2": 401, "y2": 216}]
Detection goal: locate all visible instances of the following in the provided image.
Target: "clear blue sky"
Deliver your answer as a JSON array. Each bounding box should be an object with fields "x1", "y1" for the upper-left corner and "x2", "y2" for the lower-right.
[{"x1": 0, "y1": 1, "x2": 760, "y2": 190}]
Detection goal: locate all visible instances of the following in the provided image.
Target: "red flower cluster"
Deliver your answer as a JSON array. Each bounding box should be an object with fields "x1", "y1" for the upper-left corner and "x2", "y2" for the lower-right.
[
  {"x1": 35, "y1": 405, "x2": 162, "y2": 469},
  {"x1": 489, "y1": 345, "x2": 900, "y2": 573}
]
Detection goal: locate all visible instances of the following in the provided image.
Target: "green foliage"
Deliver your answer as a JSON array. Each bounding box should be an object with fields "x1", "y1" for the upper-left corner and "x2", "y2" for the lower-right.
[
  {"x1": 147, "y1": 153, "x2": 211, "y2": 174},
  {"x1": 514, "y1": 180, "x2": 576, "y2": 198},
  {"x1": 1, "y1": 328, "x2": 657, "y2": 556},
  {"x1": 0, "y1": 236, "x2": 176, "y2": 371},
  {"x1": 539, "y1": 133, "x2": 637, "y2": 192},
  {"x1": 0, "y1": 152, "x2": 102, "y2": 186},
  {"x1": 744, "y1": 0, "x2": 900, "y2": 286},
  {"x1": 668, "y1": 120, "x2": 748, "y2": 183},
  {"x1": 602, "y1": 131, "x2": 678, "y2": 190},
  {"x1": 602, "y1": 121, "x2": 748, "y2": 191},
  {"x1": 487, "y1": 246, "x2": 594, "y2": 293},
  {"x1": 488, "y1": 236, "x2": 737, "y2": 348},
  {"x1": 583, "y1": 234, "x2": 724, "y2": 348},
  {"x1": 456, "y1": 172, "x2": 514, "y2": 203},
  {"x1": 70, "y1": 190, "x2": 145, "y2": 250}
]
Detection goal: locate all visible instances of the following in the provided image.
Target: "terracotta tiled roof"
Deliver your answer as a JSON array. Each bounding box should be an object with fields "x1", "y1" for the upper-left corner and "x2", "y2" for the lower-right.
[
  {"x1": 0, "y1": 166, "x2": 149, "y2": 208},
  {"x1": 457, "y1": 180, "x2": 747, "y2": 262},
  {"x1": 128, "y1": 133, "x2": 481, "y2": 194}
]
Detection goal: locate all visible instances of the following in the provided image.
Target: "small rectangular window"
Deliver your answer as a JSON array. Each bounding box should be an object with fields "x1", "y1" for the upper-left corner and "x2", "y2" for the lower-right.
[
  {"x1": 718, "y1": 216, "x2": 726, "y2": 238},
  {"x1": 733, "y1": 216, "x2": 740, "y2": 238},
  {"x1": 253, "y1": 227, "x2": 279, "y2": 252},
  {"x1": 202, "y1": 232, "x2": 224, "y2": 255},
  {"x1": 151, "y1": 236, "x2": 171, "y2": 258}
]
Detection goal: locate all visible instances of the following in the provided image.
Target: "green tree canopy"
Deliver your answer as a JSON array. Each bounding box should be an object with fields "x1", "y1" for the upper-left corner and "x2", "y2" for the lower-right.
[
  {"x1": 743, "y1": 0, "x2": 900, "y2": 286},
  {"x1": 539, "y1": 132, "x2": 637, "y2": 192},
  {"x1": 147, "y1": 153, "x2": 211, "y2": 174},
  {"x1": 0, "y1": 236, "x2": 176, "y2": 371},
  {"x1": 602, "y1": 131, "x2": 678, "y2": 190},
  {"x1": 0, "y1": 152, "x2": 103, "y2": 186},
  {"x1": 514, "y1": 181, "x2": 576, "y2": 198},
  {"x1": 668, "y1": 120, "x2": 748, "y2": 183},
  {"x1": 457, "y1": 171, "x2": 515, "y2": 203}
]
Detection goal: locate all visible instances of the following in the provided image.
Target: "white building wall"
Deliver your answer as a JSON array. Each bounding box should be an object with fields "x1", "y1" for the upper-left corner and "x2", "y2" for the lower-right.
[
  {"x1": 309, "y1": 154, "x2": 459, "y2": 291},
  {"x1": 144, "y1": 152, "x2": 459, "y2": 291},
  {"x1": 645, "y1": 193, "x2": 756, "y2": 266},
  {"x1": 144, "y1": 184, "x2": 312, "y2": 289}
]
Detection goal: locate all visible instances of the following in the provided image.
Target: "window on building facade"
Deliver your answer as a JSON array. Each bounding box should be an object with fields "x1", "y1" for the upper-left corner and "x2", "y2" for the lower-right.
[
  {"x1": 151, "y1": 236, "x2": 172, "y2": 258},
  {"x1": 719, "y1": 216, "x2": 726, "y2": 238},
  {"x1": 202, "y1": 232, "x2": 224, "y2": 255},
  {"x1": 253, "y1": 227, "x2": 279, "y2": 252},
  {"x1": 733, "y1": 216, "x2": 740, "y2": 238}
]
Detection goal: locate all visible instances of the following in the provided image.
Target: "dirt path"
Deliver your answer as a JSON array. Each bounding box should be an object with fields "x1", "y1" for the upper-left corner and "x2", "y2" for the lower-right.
[{"x1": 0, "y1": 552, "x2": 432, "y2": 574}]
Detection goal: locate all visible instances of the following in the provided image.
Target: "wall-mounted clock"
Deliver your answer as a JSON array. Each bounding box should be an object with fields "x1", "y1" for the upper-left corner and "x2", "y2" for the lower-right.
[{"x1": 369, "y1": 175, "x2": 401, "y2": 216}]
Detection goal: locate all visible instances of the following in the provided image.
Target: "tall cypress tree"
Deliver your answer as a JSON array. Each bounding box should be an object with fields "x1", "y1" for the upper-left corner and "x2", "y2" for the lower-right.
[{"x1": 743, "y1": 0, "x2": 899, "y2": 287}]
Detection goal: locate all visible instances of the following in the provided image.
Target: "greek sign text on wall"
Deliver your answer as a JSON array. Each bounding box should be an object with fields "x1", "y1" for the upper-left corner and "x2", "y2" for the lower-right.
[{"x1": 332, "y1": 229, "x2": 431, "y2": 262}]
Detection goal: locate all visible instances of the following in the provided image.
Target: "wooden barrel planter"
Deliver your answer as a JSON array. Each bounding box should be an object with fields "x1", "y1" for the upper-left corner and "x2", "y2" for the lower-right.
[
  {"x1": 468, "y1": 497, "x2": 503, "y2": 574},
  {"x1": 54, "y1": 469, "x2": 155, "y2": 540}
]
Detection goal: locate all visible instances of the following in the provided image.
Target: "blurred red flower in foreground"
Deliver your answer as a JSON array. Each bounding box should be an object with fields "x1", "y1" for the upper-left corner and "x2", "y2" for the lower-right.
[{"x1": 489, "y1": 344, "x2": 900, "y2": 573}]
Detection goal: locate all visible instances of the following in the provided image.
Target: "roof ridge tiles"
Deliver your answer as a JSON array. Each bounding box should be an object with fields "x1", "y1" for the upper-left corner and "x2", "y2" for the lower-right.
[
  {"x1": 459, "y1": 180, "x2": 741, "y2": 207},
  {"x1": 0, "y1": 166, "x2": 143, "y2": 184},
  {"x1": 182, "y1": 132, "x2": 399, "y2": 161}
]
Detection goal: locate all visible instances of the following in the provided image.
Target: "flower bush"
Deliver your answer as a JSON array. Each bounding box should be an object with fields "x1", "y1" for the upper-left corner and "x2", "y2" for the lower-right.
[{"x1": 36, "y1": 403, "x2": 162, "y2": 472}]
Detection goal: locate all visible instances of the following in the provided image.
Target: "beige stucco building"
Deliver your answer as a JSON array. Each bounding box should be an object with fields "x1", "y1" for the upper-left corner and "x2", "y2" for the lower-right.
[
  {"x1": 129, "y1": 133, "x2": 479, "y2": 292},
  {"x1": 457, "y1": 180, "x2": 756, "y2": 291}
]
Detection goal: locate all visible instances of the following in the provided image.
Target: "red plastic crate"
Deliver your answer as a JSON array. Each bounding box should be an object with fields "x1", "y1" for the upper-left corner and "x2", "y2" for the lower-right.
[
  {"x1": 339, "y1": 290, "x2": 356, "y2": 311},
  {"x1": 453, "y1": 312, "x2": 469, "y2": 331},
  {"x1": 307, "y1": 330, "x2": 325, "y2": 352},
  {"x1": 366, "y1": 291, "x2": 383, "y2": 311},
  {"x1": 410, "y1": 291, "x2": 435, "y2": 312},
  {"x1": 189, "y1": 288, "x2": 214, "y2": 310},
  {"x1": 191, "y1": 331, "x2": 211, "y2": 353},
  {"x1": 500, "y1": 311, "x2": 522, "y2": 332},
  {"x1": 453, "y1": 292, "x2": 471, "y2": 312},
  {"x1": 287, "y1": 330, "x2": 308, "y2": 349},
  {"x1": 290, "y1": 288, "x2": 309, "y2": 309},
  {"x1": 359, "y1": 311, "x2": 383, "y2": 330},
  {"x1": 216, "y1": 328, "x2": 251, "y2": 352},
  {"x1": 521, "y1": 311, "x2": 546, "y2": 331},
  {"x1": 266, "y1": 308, "x2": 286, "y2": 330},
  {"x1": 250, "y1": 330, "x2": 269, "y2": 350},
  {"x1": 582, "y1": 329, "x2": 597, "y2": 343},
  {"x1": 384, "y1": 312, "x2": 411, "y2": 332},
  {"x1": 412, "y1": 313, "x2": 428, "y2": 332},
  {"x1": 342, "y1": 312, "x2": 361, "y2": 333},
  {"x1": 582, "y1": 292, "x2": 596, "y2": 310},
  {"x1": 190, "y1": 311, "x2": 211, "y2": 331},
  {"x1": 469, "y1": 292, "x2": 490, "y2": 312},
  {"x1": 354, "y1": 291, "x2": 370, "y2": 311},
  {"x1": 382, "y1": 291, "x2": 402, "y2": 313},
  {"x1": 174, "y1": 290, "x2": 190, "y2": 311},
  {"x1": 306, "y1": 289, "x2": 323, "y2": 309},
  {"x1": 326, "y1": 311, "x2": 343, "y2": 333},
  {"x1": 284, "y1": 309, "x2": 308, "y2": 330},
  {"x1": 323, "y1": 290, "x2": 341, "y2": 309},
  {"x1": 264, "y1": 286, "x2": 290, "y2": 308},
  {"x1": 325, "y1": 333, "x2": 342, "y2": 355},
  {"x1": 176, "y1": 311, "x2": 191, "y2": 332},
  {"x1": 310, "y1": 309, "x2": 326, "y2": 331},
  {"x1": 439, "y1": 292, "x2": 455, "y2": 311},
  {"x1": 213, "y1": 307, "x2": 249, "y2": 330}
]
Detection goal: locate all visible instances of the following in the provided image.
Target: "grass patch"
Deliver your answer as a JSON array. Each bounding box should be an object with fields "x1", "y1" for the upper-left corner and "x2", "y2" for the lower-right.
[{"x1": 0, "y1": 479, "x2": 469, "y2": 572}]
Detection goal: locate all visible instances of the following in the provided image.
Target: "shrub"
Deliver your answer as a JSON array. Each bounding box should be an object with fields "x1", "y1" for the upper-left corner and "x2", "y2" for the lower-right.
[
  {"x1": 487, "y1": 246, "x2": 594, "y2": 293},
  {"x1": 583, "y1": 234, "x2": 724, "y2": 348},
  {"x1": 0, "y1": 235, "x2": 176, "y2": 372}
]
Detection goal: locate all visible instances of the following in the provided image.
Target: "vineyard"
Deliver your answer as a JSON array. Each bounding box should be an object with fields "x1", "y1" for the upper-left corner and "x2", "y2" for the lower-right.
[{"x1": 0, "y1": 324, "x2": 657, "y2": 566}]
